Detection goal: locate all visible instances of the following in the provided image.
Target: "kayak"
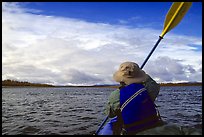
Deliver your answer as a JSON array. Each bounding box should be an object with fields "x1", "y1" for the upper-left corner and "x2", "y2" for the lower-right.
[
  {"x1": 97, "y1": 116, "x2": 162, "y2": 135},
  {"x1": 97, "y1": 118, "x2": 202, "y2": 135},
  {"x1": 97, "y1": 117, "x2": 117, "y2": 135}
]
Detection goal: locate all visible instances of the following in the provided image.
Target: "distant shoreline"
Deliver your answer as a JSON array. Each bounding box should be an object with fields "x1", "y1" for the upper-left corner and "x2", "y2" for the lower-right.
[
  {"x1": 2, "y1": 79, "x2": 202, "y2": 88},
  {"x1": 2, "y1": 83, "x2": 202, "y2": 88},
  {"x1": 159, "y1": 82, "x2": 202, "y2": 87}
]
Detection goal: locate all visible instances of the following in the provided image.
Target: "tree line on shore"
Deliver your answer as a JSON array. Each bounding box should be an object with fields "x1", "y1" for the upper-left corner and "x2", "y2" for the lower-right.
[
  {"x1": 2, "y1": 79, "x2": 54, "y2": 87},
  {"x1": 2, "y1": 79, "x2": 202, "y2": 87}
]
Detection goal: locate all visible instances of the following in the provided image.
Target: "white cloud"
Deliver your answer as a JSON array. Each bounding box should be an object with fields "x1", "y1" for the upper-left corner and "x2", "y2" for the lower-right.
[
  {"x1": 145, "y1": 56, "x2": 202, "y2": 83},
  {"x1": 2, "y1": 2, "x2": 202, "y2": 85}
]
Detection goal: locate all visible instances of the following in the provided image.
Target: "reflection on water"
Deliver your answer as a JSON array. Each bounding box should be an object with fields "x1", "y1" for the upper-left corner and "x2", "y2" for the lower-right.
[{"x1": 2, "y1": 86, "x2": 202, "y2": 135}]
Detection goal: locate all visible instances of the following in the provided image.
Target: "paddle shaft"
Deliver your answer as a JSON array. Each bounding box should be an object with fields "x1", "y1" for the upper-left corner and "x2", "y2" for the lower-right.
[{"x1": 140, "y1": 36, "x2": 163, "y2": 69}]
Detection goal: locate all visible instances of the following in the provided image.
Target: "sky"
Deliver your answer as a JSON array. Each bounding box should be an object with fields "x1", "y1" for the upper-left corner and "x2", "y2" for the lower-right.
[{"x1": 2, "y1": 2, "x2": 202, "y2": 86}]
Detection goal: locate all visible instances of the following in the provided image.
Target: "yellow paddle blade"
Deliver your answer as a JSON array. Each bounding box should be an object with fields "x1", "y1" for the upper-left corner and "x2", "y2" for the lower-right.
[{"x1": 160, "y1": 2, "x2": 192, "y2": 38}]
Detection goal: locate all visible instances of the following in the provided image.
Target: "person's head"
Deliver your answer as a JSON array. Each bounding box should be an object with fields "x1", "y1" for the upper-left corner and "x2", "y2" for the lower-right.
[{"x1": 113, "y1": 61, "x2": 148, "y2": 85}]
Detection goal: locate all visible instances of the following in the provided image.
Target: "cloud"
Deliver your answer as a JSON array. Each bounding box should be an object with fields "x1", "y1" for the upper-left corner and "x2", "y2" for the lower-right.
[
  {"x1": 145, "y1": 56, "x2": 202, "y2": 83},
  {"x1": 2, "y1": 2, "x2": 202, "y2": 85}
]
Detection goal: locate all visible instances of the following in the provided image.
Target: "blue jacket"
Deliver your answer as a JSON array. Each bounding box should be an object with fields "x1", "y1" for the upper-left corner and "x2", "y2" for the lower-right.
[{"x1": 120, "y1": 83, "x2": 161, "y2": 134}]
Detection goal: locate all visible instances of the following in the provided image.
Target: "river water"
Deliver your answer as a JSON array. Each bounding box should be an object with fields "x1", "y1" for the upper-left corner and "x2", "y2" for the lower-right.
[{"x1": 2, "y1": 86, "x2": 202, "y2": 135}]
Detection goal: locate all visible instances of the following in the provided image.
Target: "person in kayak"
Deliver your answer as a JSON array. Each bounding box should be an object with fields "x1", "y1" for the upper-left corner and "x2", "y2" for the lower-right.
[{"x1": 104, "y1": 61, "x2": 164, "y2": 135}]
